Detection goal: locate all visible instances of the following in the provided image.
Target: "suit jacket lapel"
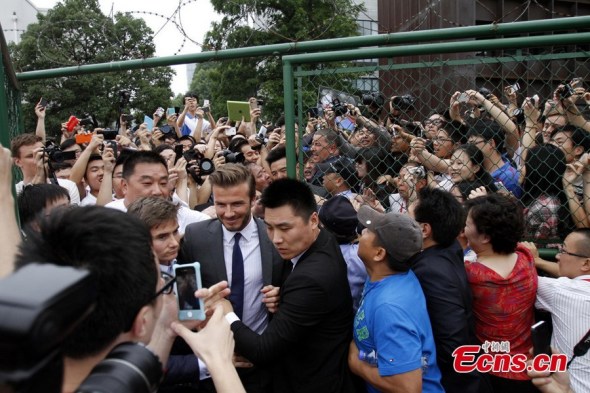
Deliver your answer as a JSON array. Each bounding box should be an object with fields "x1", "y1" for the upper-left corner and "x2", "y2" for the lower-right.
[
  {"x1": 256, "y1": 218, "x2": 273, "y2": 286},
  {"x1": 211, "y1": 221, "x2": 229, "y2": 282}
]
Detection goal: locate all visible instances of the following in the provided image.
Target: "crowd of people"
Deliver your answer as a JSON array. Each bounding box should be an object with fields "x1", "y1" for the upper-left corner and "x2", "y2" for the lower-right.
[{"x1": 1, "y1": 82, "x2": 589, "y2": 393}]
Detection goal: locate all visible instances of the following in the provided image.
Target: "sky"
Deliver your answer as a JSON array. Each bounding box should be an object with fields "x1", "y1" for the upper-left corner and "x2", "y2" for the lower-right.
[{"x1": 31, "y1": 0, "x2": 223, "y2": 95}]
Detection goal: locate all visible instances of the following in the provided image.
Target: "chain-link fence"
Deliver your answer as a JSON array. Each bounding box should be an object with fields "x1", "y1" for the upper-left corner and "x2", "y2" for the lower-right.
[
  {"x1": 284, "y1": 30, "x2": 590, "y2": 249},
  {"x1": 0, "y1": 26, "x2": 23, "y2": 184}
]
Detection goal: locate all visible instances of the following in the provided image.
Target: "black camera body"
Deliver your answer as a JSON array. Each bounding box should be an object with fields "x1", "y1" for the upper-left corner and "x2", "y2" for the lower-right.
[
  {"x1": 0, "y1": 264, "x2": 164, "y2": 393},
  {"x1": 331, "y1": 98, "x2": 348, "y2": 117},
  {"x1": 559, "y1": 83, "x2": 576, "y2": 99},
  {"x1": 121, "y1": 114, "x2": 134, "y2": 123},
  {"x1": 362, "y1": 92, "x2": 385, "y2": 108},
  {"x1": 220, "y1": 149, "x2": 245, "y2": 164},
  {"x1": 183, "y1": 150, "x2": 215, "y2": 184},
  {"x1": 391, "y1": 95, "x2": 416, "y2": 111},
  {"x1": 44, "y1": 145, "x2": 77, "y2": 163}
]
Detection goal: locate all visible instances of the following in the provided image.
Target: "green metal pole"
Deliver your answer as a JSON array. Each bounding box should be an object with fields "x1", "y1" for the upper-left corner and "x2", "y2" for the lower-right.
[
  {"x1": 282, "y1": 60, "x2": 297, "y2": 179},
  {"x1": 17, "y1": 17, "x2": 590, "y2": 81},
  {"x1": 283, "y1": 32, "x2": 590, "y2": 64},
  {"x1": 296, "y1": 65, "x2": 304, "y2": 179}
]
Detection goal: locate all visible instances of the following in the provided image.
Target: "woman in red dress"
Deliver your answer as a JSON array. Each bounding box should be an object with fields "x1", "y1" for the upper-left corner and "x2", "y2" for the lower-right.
[{"x1": 464, "y1": 193, "x2": 538, "y2": 393}]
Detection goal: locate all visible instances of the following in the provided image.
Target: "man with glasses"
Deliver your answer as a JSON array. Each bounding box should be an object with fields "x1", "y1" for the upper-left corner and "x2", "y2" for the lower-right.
[
  {"x1": 524, "y1": 229, "x2": 590, "y2": 392},
  {"x1": 128, "y1": 196, "x2": 210, "y2": 391},
  {"x1": 13, "y1": 206, "x2": 176, "y2": 393}
]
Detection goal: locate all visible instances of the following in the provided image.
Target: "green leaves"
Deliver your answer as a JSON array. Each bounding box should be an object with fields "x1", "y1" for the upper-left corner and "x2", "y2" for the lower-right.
[
  {"x1": 11, "y1": 0, "x2": 173, "y2": 136},
  {"x1": 192, "y1": 0, "x2": 364, "y2": 122}
]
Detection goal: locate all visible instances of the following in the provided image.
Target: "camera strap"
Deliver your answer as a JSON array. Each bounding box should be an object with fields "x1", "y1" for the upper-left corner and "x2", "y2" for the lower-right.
[{"x1": 567, "y1": 327, "x2": 590, "y2": 369}]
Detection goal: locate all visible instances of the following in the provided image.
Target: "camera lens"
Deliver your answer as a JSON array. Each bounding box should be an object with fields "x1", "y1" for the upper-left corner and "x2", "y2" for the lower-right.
[{"x1": 76, "y1": 342, "x2": 162, "y2": 393}]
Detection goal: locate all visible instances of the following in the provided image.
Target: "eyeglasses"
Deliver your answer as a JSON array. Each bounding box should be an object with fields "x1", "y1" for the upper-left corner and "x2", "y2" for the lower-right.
[
  {"x1": 557, "y1": 244, "x2": 590, "y2": 259},
  {"x1": 150, "y1": 272, "x2": 176, "y2": 301}
]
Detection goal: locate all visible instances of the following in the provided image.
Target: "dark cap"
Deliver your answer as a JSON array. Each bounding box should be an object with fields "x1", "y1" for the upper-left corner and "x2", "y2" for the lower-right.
[
  {"x1": 357, "y1": 205, "x2": 422, "y2": 263},
  {"x1": 316, "y1": 157, "x2": 358, "y2": 188},
  {"x1": 318, "y1": 196, "x2": 358, "y2": 241}
]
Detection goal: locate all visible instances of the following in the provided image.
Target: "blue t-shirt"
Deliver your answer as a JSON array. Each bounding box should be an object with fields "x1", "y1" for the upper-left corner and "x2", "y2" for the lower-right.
[
  {"x1": 353, "y1": 270, "x2": 444, "y2": 393},
  {"x1": 492, "y1": 160, "x2": 522, "y2": 198}
]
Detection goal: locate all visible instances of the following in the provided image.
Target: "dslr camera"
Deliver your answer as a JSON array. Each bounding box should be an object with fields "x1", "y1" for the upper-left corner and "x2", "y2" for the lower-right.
[
  {"x1": 0, "y1": 264, "x2": 163, "y2": 393},
  {"x1": 220, "y1": 149, "x2": 245, "y2": 164},
  {"x1": 391, "y1": 95, "x2": 416, "y2": 111},
  {"x1": 331, "y1": 98, "x2": 348, "y2": 117},
  {"x1": 44, "y1": 142, "x2": 77, "y2": 163},
  {"x1": 182, "y1": 149, "x2": 215, "y2": 184},
  {"x1": 362, "y1": 92, "x2": 385, "y2": 108}
]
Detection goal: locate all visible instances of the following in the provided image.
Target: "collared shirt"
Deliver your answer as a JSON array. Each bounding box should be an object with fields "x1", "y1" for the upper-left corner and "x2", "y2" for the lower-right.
[
  {"x1": 221, "y1": 216, "x2": 267, "y2": 334},
  {"x1": 105, "y1": 199, "x2": 210, "y2": 235},
  {"x1": 536, "y1": 274, "x2": 590, "y2": 393},
  {"x1": 291, "y1": 250, "x2": 308, "y2": 270}
]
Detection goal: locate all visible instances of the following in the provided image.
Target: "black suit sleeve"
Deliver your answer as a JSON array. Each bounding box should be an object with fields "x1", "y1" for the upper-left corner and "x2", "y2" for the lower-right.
[
  {"x1": 412, "y1": 261, "x2": 470, "y2": 367},
  {"x1": 231, "y1": 270, "x2": 328, "y2": 365}
]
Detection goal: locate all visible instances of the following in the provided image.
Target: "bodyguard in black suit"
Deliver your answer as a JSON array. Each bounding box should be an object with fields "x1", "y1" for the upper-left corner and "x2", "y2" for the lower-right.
[
  {"x1": 410, "y1": 187, "x2": 492, "y2": 393},
  {"x1": 179, "y1": 164, "x2": 285, "y2": 393},
  {"x1": 204, "y1": 178, "x2": 356, "y2": 393}
]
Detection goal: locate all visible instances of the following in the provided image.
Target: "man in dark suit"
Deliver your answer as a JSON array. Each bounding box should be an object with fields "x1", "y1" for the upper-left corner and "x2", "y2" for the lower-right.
[
  {"x1": 409, "y1": 187, "x2": 492, "y2": 393},
  {"x1": 180, "y1": 164, "x2": 285, "y2": 393},
  {"x1": 197, "y1": 178, "x2": 355, "y2": 393}
]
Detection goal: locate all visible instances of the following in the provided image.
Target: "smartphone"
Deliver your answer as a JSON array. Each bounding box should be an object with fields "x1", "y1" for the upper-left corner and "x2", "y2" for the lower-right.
[
  {"x1": 39, "y1": 97, "x2": 48, "y2": 108},
  {"x1": 532, "y1": 320, "x2": 552, "y2": 357},
  {"x1": 75, "y1": 133, "x2": 92, "y2": 144},
  {"x1": 155, "y1": 107, "x2": 165, "y2": 117},
  {"x1": 226, "y1": 127, "x2": 237, "y2": 136},
  {"x1": 174, "y1": 262, "x2": 205, "y2": 321},
  {"x1": 202, "y1": 99, "x2": 210, "y2": 114},
  {"x1": 457, "y1": 92, "x2": 469, "y2": 103},
  {"x1": 167, "y1": 107, "x2": 176, "y2": 116},
  {"x1": 106, "y1": 140, "x2": 118, "y2": 159},
  {"x1": 174, "y1": 144, "x2": 184, "y2": 164}
]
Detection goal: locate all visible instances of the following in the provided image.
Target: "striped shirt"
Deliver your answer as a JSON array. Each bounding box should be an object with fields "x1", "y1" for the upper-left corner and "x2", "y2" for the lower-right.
[{"x1": 536, "y1": 275, "x2": 590, "y2": 393}]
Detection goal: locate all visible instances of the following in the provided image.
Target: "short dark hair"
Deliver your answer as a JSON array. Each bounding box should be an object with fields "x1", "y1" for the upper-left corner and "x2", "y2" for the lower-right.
[
  {"x1": 266, "y1": 146, "x2": 286, "y2": 167},
  {"x1": 465, "y1": 193, "x2": 524, "y2": 254},
  {"x1": 413, "y1": 187, "x2": 465, "y2": 247},
  {"x1": 184, "y1": 91, "x2": 199, "y2": 101},
  {"x1": 17, "y1": 184, "x2": 70, "y2": 228},
  {"x1": 153, "y1": 144, "x2": 175, "y2": 155},
  {"x1": 466, "y1": 119, "x2": 503, "y2": 152},
  {"x1": 228, "y1": 137, "x2": 249, "y2": 154},
  {"x1": 122, "y1": 151, "x2": 168, "y2": 180},
  {"x1": 260, "y1": 178, "x2": 317, "y2": 221},
  {"x1": 551, "y1": 126, "x2": 590, "y2": 152},
  {"x1": 14, "y1": 206, "x2": 158, "y2": 358}
]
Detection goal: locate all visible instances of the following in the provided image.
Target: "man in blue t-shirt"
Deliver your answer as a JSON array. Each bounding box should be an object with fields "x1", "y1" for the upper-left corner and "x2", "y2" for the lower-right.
[{"x1": 350, "y1": 206, "x2": 444, "y2": 393}]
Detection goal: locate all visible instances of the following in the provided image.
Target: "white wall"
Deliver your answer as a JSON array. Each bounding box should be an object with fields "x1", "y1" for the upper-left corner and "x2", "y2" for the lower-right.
[{"x1": 1, "y1": 0, "x2": 47, "y2": 44}]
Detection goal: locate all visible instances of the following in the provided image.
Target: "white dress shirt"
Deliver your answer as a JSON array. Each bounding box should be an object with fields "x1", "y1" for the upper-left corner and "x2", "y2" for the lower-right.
[
  {"x1": 536, "y1": 275, "x2": 590, "y2": 393},
  {"x1": 221, "y1": 216, "x2": 267, "y2": 334}
]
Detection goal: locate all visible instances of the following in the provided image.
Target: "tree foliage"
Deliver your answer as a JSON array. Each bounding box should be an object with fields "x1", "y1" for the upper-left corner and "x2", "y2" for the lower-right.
[
  {"x1": 10, "y1": 0, "x2": 174, "y2": 136},
  {"x1": 190, "y1": 0, "x2": 364, "y2": 122}
]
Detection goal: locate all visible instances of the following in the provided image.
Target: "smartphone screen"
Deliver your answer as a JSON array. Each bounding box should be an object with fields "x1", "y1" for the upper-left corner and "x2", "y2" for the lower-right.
[
  {"x1": 167, "y1": 107, "x2": 176, "y2": 116},
  {"x1": 174, "y1": 263, "x2": 205, "y2": 320},
  {"x1": 531, "y1": 321, "x2": 552, "y2": 357},
  {"x1": 249, "y1": 99, "x2": 258, "y2": 110}
]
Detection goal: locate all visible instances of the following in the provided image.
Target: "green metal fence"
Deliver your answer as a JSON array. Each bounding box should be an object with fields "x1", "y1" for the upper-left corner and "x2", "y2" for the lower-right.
[
  {"x1": 0, "y1": 26, "x2": 23, "y2": 185},
  {"x1": 280, "y1": 18, "x2": 590, "y2": 256},
  {"x1": 3, "y1": 16, "x2": 590, "y2": 257}
]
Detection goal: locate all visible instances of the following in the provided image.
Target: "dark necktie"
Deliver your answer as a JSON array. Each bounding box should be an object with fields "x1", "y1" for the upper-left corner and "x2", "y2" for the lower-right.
[{"x1": 229, "y1": 233, "x2": 244, "y2": 319}]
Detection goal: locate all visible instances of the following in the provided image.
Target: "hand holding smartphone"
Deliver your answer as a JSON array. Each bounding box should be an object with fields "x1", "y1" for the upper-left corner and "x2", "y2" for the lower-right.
[{"x1": 174, "y1": 262, "x2": 205, "y2": 321}]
